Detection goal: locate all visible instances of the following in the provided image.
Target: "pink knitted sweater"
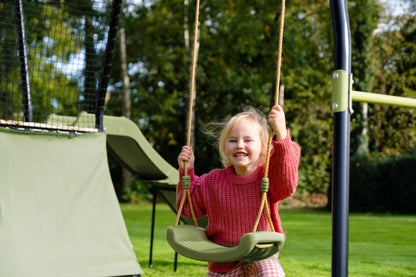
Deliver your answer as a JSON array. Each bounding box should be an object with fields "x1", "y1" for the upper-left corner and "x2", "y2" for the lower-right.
[{"x1": 177, "y1": 132, "x2": 301, "y2": 272}]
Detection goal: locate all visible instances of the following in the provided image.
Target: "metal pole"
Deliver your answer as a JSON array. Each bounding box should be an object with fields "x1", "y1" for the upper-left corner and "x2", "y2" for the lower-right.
[
  {"x1": 95, "y1": 0, "x2": 122, "y2": 131},
  {"x1": 14, "y1": 0, "x2": 32, "y2": 122},
  {"x1": 330, "y1": 0, "x2": 351, "y2": 277},
  {"x1": 149, "y1": 188, "x2": 157, "y2": 268},
  {"x1": 352, "y1": 91, "x2": 416, "y2": 108}
]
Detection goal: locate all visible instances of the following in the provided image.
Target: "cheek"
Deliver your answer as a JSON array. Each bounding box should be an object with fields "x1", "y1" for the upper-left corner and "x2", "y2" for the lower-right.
[{"x1": 224, "y1": 143, "x2": 233, "y2": 154}]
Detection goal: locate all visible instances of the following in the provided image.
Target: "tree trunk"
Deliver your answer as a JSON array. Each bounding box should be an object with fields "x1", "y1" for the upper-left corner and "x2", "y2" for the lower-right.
[
  {"x1": 120, "y1": 28, "x2": 131, "y2": 119},
  {"x1": 356, "y1": 102, "x2": 369, "y2": 156},
  {"x1": 119, "y1": 27, "x2": 132, "y2": 190}
]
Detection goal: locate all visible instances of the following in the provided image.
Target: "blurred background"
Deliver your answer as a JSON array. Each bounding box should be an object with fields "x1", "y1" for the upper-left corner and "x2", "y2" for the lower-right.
[{"x1": 104, "y1": 0, "x2": 415, "y2": 213}]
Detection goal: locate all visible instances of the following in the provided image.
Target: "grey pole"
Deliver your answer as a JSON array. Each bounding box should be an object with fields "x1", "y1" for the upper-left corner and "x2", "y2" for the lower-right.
[
  {"x1": 14, "y1": 0, "x2": 32, "y2": 122},
  {"x1": 330, "y1": 0, "x2": 351, "y2": 276}
]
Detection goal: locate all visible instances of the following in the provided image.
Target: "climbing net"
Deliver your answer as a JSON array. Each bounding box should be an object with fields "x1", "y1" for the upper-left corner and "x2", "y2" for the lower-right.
[{"x1": 0, "y1": 0, "x2": 121, "y2": 132}]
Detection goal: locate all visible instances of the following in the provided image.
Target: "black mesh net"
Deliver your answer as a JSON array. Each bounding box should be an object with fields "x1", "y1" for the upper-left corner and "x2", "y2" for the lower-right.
[{"x1": 0, "y1": 0, "x2": 119, "y2": 132}]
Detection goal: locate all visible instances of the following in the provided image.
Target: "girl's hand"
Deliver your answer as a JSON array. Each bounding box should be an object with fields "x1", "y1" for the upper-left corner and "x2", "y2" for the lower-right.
[
  {"x1": 268, "y1": 105, "x2": 287, "y2": 141},
  {"x1": 178, "y1": 146, "x2": 195, "y2": 170}
]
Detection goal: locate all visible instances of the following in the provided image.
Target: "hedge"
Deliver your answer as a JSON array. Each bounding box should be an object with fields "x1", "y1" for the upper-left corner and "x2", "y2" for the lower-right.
[{"x1": 348, "y1": 154, "x2": 416, "y2": 214}]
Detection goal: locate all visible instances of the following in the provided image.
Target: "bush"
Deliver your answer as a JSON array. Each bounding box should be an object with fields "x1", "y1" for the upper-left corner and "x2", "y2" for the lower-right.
[
  {"x1": 349, "y1": 154, "x2": 416, "y2": 214},
  {"x1": 349, "y1": 156, "x2": 380, "y2": 212}
]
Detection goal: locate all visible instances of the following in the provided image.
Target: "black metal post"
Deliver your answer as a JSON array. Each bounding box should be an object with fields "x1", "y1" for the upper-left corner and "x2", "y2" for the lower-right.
[
  {"x1": 96, "y1": 0, "x2": 122, "y2": 131},
  {"x1": 14, "y1": 0, "x2": 32, "y2": 122},
  {"x1": 174, "y1": 251, "x2": 178, "y2": 272},
  {"x1": 149, "y1": 187, "x2": 157, "y2": 268},
  {"x1": 330, "y1": 1, "x2": 351, "y2": 277}
]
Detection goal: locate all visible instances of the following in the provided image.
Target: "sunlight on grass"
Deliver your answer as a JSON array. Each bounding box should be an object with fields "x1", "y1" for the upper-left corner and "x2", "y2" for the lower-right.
[
  {"x1": 121, "y1": 203, "x2": 207, "y2": 276},
  {"x1": 121, "y1": 203, "x2": 416, "y2": 277}
]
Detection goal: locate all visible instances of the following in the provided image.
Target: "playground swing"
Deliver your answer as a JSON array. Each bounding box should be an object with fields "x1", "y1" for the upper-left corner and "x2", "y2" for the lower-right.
[{"x1": 166, "y1": 0, "x2": 287, "y2": 263}]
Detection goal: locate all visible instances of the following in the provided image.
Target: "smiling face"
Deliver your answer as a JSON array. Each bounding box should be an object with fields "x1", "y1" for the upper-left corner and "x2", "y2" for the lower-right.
[{"x1": 225, "y1": 120, "x2": 264, "y2": 176}]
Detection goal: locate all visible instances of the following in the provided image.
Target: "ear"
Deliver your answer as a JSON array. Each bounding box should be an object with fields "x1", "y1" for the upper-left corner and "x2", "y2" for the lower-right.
[
  {"x1": 261, "y1": 145, "x2": 267, "y2": 155},
  {"x1": 260, "y1": 145, "x2": 267, "y2": 160}
]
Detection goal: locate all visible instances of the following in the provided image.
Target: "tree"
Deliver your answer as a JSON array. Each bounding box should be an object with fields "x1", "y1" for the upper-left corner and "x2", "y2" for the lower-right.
[
  {"x1": 108, "y1": 0, "x2": 411, "y2": 196},
  {"x1": 349, "y1": 0, "x2": 381, "y2": 158},
  {"x1": 107, "y1": 0, "x2": 335, "y2": 194},
  {"x1": 368, "y1": 2, "x2": 416, "y2": 157}
]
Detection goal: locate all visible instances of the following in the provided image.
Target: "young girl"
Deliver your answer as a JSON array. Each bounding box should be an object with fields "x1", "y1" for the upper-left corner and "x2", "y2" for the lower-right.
[{"x1": 177, "y1": 106, "x2": 300, "y2": 276}]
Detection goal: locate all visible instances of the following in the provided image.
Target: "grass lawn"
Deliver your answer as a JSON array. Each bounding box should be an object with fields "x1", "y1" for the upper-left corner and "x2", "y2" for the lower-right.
[{"x1": 121, "y1": 203, "x2": 416, "y2": 277}]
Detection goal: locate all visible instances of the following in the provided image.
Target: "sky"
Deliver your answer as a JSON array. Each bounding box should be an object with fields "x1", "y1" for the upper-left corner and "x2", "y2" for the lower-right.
[{"x1": 380, "y1": 0, "x2": 410, "y2": 16}]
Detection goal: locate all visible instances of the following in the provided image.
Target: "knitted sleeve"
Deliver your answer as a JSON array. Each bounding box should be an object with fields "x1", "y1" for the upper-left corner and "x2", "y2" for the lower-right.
[
  {"x1": 176, "y1": 167, "x2": 207, "y2": 218},
  {"x1": 268, "y1": 130, "x2": 301, "y2": 202}
]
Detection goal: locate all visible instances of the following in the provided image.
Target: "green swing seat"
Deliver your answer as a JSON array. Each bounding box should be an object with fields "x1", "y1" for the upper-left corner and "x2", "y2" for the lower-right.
[{"x1": 166, "y1": 225, "x2": 284, "y2": 263}]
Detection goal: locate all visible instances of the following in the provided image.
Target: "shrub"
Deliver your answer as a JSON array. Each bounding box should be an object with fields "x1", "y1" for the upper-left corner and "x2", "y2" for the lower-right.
[{"x1": 348, "y1": 154, "x2": 416, "y2": 213}]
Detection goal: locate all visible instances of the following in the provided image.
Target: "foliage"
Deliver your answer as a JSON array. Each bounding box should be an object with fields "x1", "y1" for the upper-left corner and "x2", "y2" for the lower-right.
[
  {"x1": 349, "y1": 153, "x2": 416, "y2": 213},
  {"x1": 108, "y1": 156, "x2": 153, "y2": 203},
  {"x1": 349, "y1": 0, "x2": 381, "y2": 157},
  {"x1": 368, "y1": 10, "x2": 416, "y2": 157},
  {"x1": 283, "y1": 1, "x2": 334, "y2": 193},
  {"x1": 0, "y1": 0, "x2": 113, "y2": 123},
  {"x1": 369, "y1": 12, "x2": 416, "y2": 156},
  {"x1": 108, "y1": 0, "x2": 190, "y2": 166},
  {"x1": 108, "y1": 0, "x2": 337, "y2": 194},
  {"x1": 3, "y1": 0, "x2": 414, "y2": 202},
  {"x1": 106, "y1": 0, "x2": 414, "y2": 198},
  {"x1": 341, "y1": 0, "x2": 416, "y2": 214}
]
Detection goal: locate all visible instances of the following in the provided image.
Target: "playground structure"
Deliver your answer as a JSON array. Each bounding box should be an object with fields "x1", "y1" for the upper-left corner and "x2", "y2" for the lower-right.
[
  {"x1": 0, "y1": 0, "x2": 181, "y2": 276},
  {"x1": 330, "y1": 1, "x2": 415, "y2": 277},
  {"x1": 1, "y1": 0, "x2": 415, "y2": 276}
]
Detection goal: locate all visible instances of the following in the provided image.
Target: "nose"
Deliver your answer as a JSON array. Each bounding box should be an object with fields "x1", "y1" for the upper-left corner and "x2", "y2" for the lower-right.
[{"x1": 236, "y1": 139, "x2": 244, "y2": 149}]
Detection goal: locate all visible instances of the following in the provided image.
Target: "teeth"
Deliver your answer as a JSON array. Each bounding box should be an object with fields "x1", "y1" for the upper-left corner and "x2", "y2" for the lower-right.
[{"x1": 235, "y1": 154, "x2": 246, "y2": 157}]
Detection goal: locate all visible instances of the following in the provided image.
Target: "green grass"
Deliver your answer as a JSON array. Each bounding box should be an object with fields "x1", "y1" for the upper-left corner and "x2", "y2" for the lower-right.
[{"x1": 121, "y1": 203, "x2": 416, "y2": 277}]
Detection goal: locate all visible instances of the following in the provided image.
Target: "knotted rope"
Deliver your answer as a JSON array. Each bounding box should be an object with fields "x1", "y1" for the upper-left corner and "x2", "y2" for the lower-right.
[
  {"x1": 174, "y1": 0, "x2": 287, "y2": 234},
  {"x1": 174, "y1": 0, "x2": 201, "y2": 228},
  {"x1": 252, "y1": 0, "x2": 286, "y2": 233}
]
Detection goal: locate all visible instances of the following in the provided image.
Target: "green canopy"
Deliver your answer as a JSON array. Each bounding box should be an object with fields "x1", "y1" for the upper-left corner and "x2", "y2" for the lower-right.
[{"x1": 0, "y1": 128, "x2": 143, "y2": 276}]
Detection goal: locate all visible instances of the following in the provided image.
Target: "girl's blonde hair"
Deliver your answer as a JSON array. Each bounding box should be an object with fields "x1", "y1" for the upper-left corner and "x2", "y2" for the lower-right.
[{"x1": 206, "y1": 107, "x2": 270, "y2": 167}]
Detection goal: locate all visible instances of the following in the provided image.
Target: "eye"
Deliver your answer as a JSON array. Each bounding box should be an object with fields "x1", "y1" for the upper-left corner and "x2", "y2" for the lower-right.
[{"x1": 228, "y1": 139, "x2": 237, "y2": 143}]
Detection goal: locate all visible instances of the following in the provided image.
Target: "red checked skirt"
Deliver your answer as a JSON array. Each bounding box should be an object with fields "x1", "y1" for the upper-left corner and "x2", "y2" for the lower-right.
[{"x1": 206, "y1": 256, "x2": 285, "y2": 277}]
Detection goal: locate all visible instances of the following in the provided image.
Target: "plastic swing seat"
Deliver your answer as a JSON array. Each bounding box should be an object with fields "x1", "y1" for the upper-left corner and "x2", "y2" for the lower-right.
[{"x1": 166, "y1": 225, "x2": 284, "y2": 263}]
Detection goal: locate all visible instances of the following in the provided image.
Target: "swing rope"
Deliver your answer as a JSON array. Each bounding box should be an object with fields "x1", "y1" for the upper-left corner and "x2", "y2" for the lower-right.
[
  {"x1": 174, "y1": 0, "x2": 201, "y2": 228},
  {"x1": 252, "y1": 0, "x2": 286, "y2": 233},
  {"x1": 167, "y1": 0, "x2": 287, "y2": 263},
  {"x1": 175, "y1": 0, "x2": 286, "y2": 235}
]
